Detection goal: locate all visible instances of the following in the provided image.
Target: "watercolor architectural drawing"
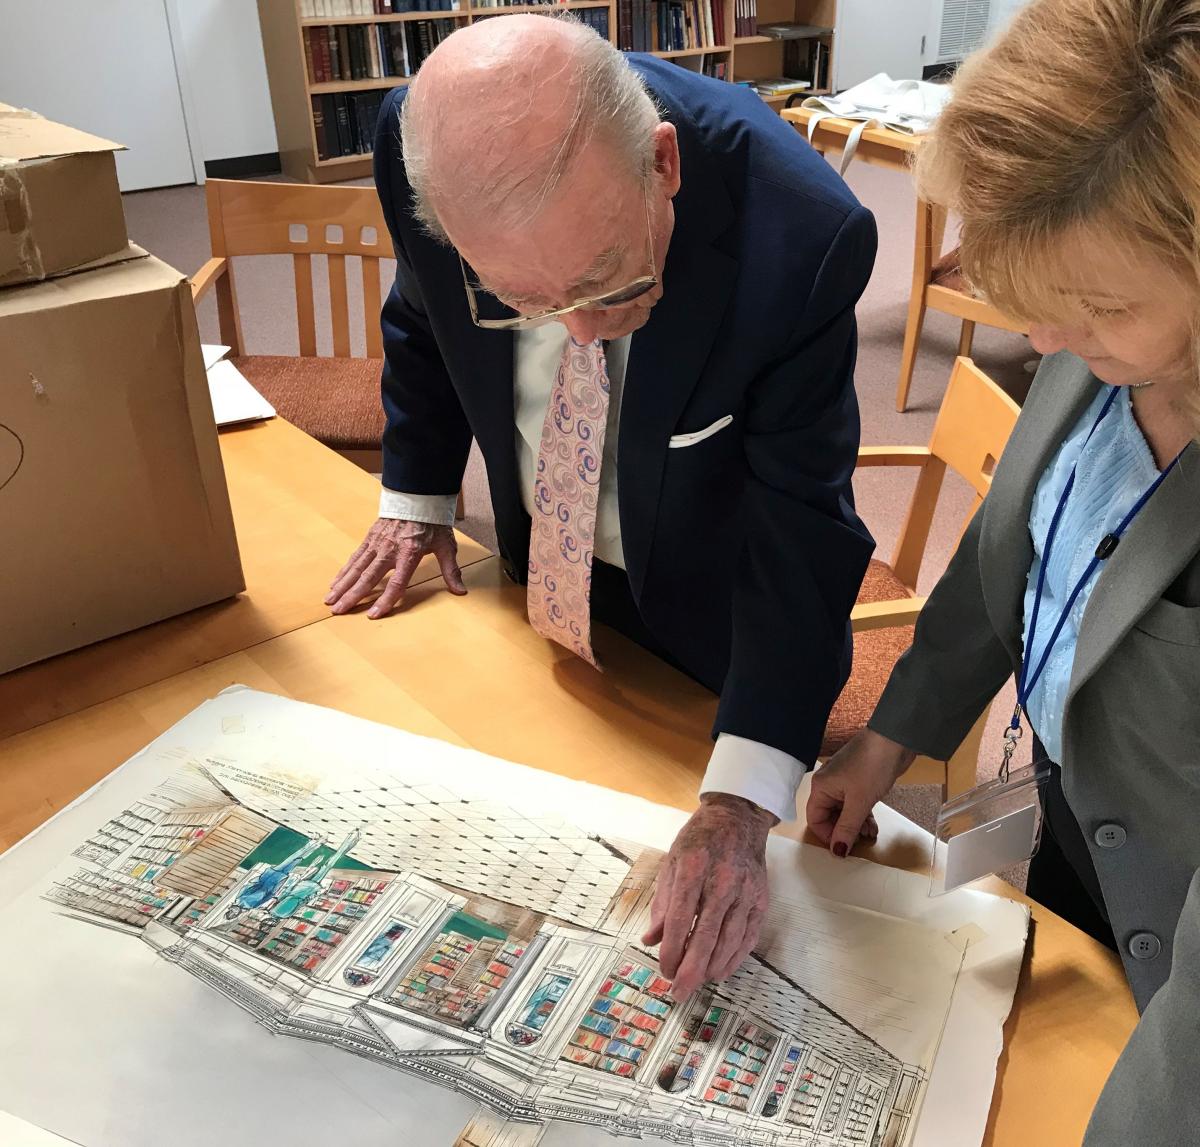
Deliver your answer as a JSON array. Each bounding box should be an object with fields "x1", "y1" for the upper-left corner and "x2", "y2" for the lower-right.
[{"x1": 43, "y1": 756, "x2": 928, "y2": 1147}]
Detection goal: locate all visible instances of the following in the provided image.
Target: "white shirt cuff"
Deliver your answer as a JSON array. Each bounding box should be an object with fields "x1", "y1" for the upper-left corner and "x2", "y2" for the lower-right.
[
  {"x1": 699, "y1": 734, "x2": 807, "y2": 823},
  {"x1": 378, "y1": 487, "x2": 457, "y2": 527}
]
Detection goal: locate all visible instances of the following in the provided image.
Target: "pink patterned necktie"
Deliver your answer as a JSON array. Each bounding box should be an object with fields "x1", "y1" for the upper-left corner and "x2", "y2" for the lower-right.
[{"x1": 527, "y1": 336, "x2": 610, "y2": 668}]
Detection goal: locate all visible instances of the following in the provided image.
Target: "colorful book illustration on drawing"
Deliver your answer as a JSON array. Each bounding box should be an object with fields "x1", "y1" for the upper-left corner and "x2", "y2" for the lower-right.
[{"x1": 41, "y1": 752, "x2": 928, "y2": 1147}]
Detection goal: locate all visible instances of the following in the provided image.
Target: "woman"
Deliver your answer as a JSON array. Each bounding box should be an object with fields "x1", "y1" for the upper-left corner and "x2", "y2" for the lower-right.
[{"x1": 808, "y1": 1, "x2": 1200, "y2": 1142}]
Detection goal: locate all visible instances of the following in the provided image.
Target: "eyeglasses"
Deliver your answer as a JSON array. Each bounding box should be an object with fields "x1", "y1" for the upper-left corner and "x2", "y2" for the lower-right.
[{"x1": 459, "y1": 191, "x2": 658, "y2": 331}]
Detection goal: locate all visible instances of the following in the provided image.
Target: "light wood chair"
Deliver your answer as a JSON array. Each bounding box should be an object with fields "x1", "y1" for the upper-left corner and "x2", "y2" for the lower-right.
[
  {"x1": 895, "y1": 205, "x2": 1028, "y2": 413},
  {"x1": 821, "y1": 356, "x2": 1021, "y2": 800},
  {"x1": 191, "y1": 178, "x2": 391, "y2": 473}
]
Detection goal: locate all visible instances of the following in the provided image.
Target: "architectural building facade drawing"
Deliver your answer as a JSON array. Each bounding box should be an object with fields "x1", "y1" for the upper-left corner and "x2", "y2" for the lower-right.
[{"x1": 43, "y1": 762, "x2": 926, "y2": 1147}]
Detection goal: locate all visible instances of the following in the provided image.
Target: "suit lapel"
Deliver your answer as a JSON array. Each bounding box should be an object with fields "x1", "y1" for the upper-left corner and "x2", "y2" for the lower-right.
[
  {"x1": 1068, "y1": 440, "x2": 1200, "y2": 702},
  {"x1": 977, "y1": 355, "x2": 1101, "y2": 662},
  {"x1": 618, "y1": 106, "x2": 737, "y2": 597}
]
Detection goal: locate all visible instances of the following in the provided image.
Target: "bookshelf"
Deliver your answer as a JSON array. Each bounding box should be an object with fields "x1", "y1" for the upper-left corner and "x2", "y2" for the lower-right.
[
  {"x1": 257, "y1": 0, "x2": 802, "y2": 184},
  {"x1": 731, "y1": 0, "x2": 837, "y2": 103},
  {"x1": 227, "y1": 873, "x2": 391, "y2": 975},
  {"x1": 704, "y1": 1019, "x2": 779, "y2": 1110},
  {"x1": 559, "y1": 956, "x2": 674, "y2": 1080}
]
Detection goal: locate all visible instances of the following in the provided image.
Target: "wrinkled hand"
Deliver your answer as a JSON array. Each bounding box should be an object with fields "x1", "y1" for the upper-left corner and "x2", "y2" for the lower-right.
[
  {"x1": 325, "y1": 518, "x2": 466, "y2": 619},
  {"x1": 642, "y1": 793, "x2": 774, "y2": 1000},
  {"x1": 807, "y1": 728, "x2": 915, "y2": 857}
]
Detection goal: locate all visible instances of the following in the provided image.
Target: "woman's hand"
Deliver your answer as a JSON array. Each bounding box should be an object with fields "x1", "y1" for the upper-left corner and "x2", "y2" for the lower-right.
[{"x1": 807, "y1": 729, "x2": 917, "y2": 857}]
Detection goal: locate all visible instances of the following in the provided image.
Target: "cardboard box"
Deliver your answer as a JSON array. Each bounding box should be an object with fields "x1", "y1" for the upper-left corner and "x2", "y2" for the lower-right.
[
  {"x1": 0, "y1": 103, "x2": 129, "y2": 287},
  {"x1": 0, "y1": 252, "x2": 244, "y2": 674}
]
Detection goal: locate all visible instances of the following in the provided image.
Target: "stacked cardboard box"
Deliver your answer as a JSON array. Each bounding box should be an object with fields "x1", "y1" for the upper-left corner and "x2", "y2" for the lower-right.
[{"x1": 0, "y1": 105, "x2": 243, "y2": 674}]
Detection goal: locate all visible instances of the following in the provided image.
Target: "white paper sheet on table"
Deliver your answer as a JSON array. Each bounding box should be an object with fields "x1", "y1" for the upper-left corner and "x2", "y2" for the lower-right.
[
  {"x1": 204, "y1": 357, "x2": 276, "y2": 427},
  {"x1": 201, "y1": 343, "x2": 231, "y2": 371},
  {"x1": 0, "y1": 689, "x2": 1028, "y2": 1147}
]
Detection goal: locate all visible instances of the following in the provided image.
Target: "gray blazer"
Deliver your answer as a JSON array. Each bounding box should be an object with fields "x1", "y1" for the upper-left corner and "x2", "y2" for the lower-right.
[{"x1": 870, "y1": 351, "x2": 1200, "y2": 1145}]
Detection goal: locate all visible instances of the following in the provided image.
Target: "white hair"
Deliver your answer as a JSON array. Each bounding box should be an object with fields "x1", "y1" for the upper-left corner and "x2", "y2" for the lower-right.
[{"x1": 400, "y1": 15, "x2": 662, "y2": 242}]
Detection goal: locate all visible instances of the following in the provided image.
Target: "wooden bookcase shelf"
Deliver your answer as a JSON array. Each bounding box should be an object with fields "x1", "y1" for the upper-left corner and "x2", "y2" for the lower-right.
[
  {"x1": 731, "y1": 0, "x2": 836, "y2": 101},
  {"x1": 257, "y1": 0, "x2": 818, "y2": 183}
]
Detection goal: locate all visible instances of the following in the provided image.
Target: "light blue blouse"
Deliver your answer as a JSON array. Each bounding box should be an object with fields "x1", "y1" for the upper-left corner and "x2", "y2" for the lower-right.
[{"x1": 1022, "y1": 385, "x2": 1159, "y2": 763}]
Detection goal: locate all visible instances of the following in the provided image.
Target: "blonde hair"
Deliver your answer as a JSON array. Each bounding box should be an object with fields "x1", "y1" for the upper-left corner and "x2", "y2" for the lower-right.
[{"x1": 918, "y1": 0, "x2": 1200, "y2": 417}]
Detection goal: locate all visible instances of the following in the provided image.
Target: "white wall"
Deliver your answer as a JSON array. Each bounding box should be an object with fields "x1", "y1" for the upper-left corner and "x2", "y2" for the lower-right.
[
  {"x1": 0, "y1": 0, "x2": 196, "y2": 191},
  {"x1": 171, "y1": 0, "x2": 278, "y2": 162},
  {"x1": 988, "y1": 0, "x2": 1030, "y2": 32}
]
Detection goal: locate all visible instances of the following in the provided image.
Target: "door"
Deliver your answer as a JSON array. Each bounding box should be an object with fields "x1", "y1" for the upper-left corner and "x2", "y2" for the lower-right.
[
  {"x1": 0, "y1": 0, "x2": 196, "y2": 190},
  {"x1": 835, "y1": 0, "x2": 929, "y2": 92}
]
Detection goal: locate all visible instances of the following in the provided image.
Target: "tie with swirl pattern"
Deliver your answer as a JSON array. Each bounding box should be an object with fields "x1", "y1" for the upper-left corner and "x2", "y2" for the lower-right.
[{"x1": 526, "y1": 336, "x2": 610, "y2": 668}]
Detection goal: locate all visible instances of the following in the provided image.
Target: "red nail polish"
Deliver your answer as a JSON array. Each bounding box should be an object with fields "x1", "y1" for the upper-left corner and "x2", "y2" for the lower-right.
[{"x1": 833, "y1": 842, "x2": 848, "y2": 858}]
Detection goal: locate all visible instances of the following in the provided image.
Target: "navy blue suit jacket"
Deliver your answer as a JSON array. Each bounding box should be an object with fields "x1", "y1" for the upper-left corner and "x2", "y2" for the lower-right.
[{"x1": 373, "y1": 57, "x2": 877, "y2": 766}]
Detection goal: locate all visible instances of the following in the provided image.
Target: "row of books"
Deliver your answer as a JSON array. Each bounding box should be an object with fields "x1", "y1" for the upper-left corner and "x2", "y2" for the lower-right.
[
  {"x1": 732, "y1": 0, "x2": 756, "y2": 38},
  {"x1": 305, "y1": 20, "x2": 457, "y2": 83},
  {"x1": 471, "y1": 3, "x2": 608, "y2": 36},
  {"x1": 618, "y1": 0, "x2": 725, "y2": 52},
  {"x1": 301, "y1": 0, "x2": 458, "y2": 14}
]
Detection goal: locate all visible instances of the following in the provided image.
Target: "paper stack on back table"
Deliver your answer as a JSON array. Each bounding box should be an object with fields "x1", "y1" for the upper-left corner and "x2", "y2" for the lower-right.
[{"x1": 0, "y1": 687, "x2": 1028, "y2": 1147}]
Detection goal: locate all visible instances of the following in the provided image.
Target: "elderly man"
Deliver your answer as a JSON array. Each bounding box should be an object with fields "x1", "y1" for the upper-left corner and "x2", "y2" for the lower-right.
[{"x1": 327, "y1": 16, "x2": 876, "y2": 997}]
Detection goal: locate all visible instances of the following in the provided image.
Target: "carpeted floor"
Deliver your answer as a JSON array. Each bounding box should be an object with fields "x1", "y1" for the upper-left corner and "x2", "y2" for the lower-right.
[{"x1": 122, "y1": 157, "x2": 1030, "y2": 864}]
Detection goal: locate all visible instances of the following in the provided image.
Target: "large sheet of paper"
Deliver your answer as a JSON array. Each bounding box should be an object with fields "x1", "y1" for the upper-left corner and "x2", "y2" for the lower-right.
[{"x1": 0, "y1": 688, "x2": 1028, "y2": 1147}]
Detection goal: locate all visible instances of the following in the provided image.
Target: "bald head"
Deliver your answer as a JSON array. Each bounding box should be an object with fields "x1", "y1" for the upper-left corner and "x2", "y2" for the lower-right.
[{"x1": 400, "y1": 15, "x2": 661, "y2": 243}]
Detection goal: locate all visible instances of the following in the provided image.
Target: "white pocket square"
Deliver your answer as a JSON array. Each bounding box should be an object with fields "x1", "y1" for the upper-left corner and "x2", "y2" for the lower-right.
[{"x1": 668, "y1": 414, "x2": 734, "y2": 448}]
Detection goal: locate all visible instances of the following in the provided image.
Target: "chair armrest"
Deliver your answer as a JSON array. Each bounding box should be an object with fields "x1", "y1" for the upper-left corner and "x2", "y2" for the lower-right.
[
  {"x1": 851, "y1": 596, "x2": 926, "y2": 632},
  {"x1": 855, "y1": 446, "x2": 932, "y2": 468},
  {"x1": 190, "y1": 257, "x2": 228, "y2": 304}
]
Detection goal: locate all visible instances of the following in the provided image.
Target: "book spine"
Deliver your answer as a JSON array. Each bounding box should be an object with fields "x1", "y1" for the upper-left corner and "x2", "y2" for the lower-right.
[
  {"x1": 334, "y1": 93, "x2": 353, "y2": 156},
  {"x1": 330, "y1": 25, "x2": 343, "y2": 78},
  {"x1": 401, "y1": 23, "x2": 414, "y2": 75},
  {"x1": 312, "y1": 28, "x2": 325, "y2": 82},
  {"x1": 303, "y1": 28, "x2": 316, "y2": 83},
  {"x1": 312, "y1": 96, "x2": 329, "y2": 160},
  {"x1": 369, "y1": 23, "x2": 381, "y2": 77}
]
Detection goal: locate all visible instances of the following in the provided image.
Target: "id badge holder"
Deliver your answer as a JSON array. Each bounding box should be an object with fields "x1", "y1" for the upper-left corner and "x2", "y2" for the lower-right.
[{"x1": 930, "y1": 722, "x2": 1053, "y2": 896}]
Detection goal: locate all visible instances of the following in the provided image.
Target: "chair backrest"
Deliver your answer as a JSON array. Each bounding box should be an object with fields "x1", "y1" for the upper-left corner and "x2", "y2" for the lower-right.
[
  {"x1": 891, "y1": 356, "x2": 1021, "y2": 589},
  {"x1": 205, "y1": 178, "x2": 390, "y2": 359}
]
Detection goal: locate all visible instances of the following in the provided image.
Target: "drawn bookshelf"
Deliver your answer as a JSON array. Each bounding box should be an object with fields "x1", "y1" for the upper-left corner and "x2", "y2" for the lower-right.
[{"x1": 257, "y1": 0, "x2": 804, "y2": 184}]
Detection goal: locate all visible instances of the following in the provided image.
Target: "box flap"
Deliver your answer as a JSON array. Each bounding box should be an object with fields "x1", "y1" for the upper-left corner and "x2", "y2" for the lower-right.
[
  {"x1": 0, "y1": 250, "x2": 182, "y2": 319},
  {"x1": 0, "y1": 103, "x2": 125, "y2": 162}
]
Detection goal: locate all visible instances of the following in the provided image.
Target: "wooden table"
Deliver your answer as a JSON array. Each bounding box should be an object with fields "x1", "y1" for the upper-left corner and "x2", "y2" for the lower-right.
[
  {"x1": 0, "y1": 415, "x2": 491, "y2": 742},
  {"x1": 781, "y1": 106, "x2": 922, "y2": 174},
  {"x1": 0, "y1": 434, "x2": 1137, "y2": 1145}
]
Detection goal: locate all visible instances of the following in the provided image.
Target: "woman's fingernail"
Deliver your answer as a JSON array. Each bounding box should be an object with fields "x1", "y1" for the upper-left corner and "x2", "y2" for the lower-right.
[{"x1": 833, "y1": 842, "x2": 848, "y2": 858}]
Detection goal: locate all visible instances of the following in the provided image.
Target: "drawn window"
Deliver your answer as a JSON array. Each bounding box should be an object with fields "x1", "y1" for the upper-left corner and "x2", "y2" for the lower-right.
[
  {"x1": 843, "y1": 1077, "x2": 885, "y2": 1142},
  {"x1": 505, "y1": 972, "x2": 573, "y2": 1046},
  {"x1": 703, "y1": 1019, "x2": 779, "y2": 1111},
  {"x1": 388, "y1": 905, "x2": 533, "y2": 1029},
  {"x1": 786, "y1": 1051, "x2": 838, "y2": 1129},
  {"x1": 761, "y1": 1043, "x2": 805, "y2": 1117},
  {"x1": 227, "y1": 875, "x2": 390, "y2": 976},
  {"x1": 344, "y1": 918, "x2": 411, "y2": 988},
  {"x1": 655, "y1": 997, "x2": 727, "y2": 1093},
  {"x1": 820, "y1": 1065, "x2": 857, "y2": 1135},
  {"x1": 560, "y1": 957, "x2": 673, "y2": 1079}
]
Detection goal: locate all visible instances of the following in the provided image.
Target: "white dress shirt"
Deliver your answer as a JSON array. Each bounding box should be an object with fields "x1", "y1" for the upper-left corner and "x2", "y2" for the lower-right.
[{"x1": 379, "y1": 323, "x2": 806, "y2": 821}]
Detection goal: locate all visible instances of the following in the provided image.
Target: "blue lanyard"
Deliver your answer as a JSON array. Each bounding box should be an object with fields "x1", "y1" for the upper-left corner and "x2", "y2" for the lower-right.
[{"x1": 1004, "y1": 386, "x2": 1183, "y2": 773}]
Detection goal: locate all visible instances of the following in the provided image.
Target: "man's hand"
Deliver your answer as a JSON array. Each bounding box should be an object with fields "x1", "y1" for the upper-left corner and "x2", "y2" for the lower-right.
[
  {"x1": 325, "y1": 518, "x2": 467, "y2": 619},
  {"x1": 806, "y1": 728, "x2": 914, "y2": 856},
  {"x1": 642, "y1": 793, "x2": 775, "y2": 1000}
]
